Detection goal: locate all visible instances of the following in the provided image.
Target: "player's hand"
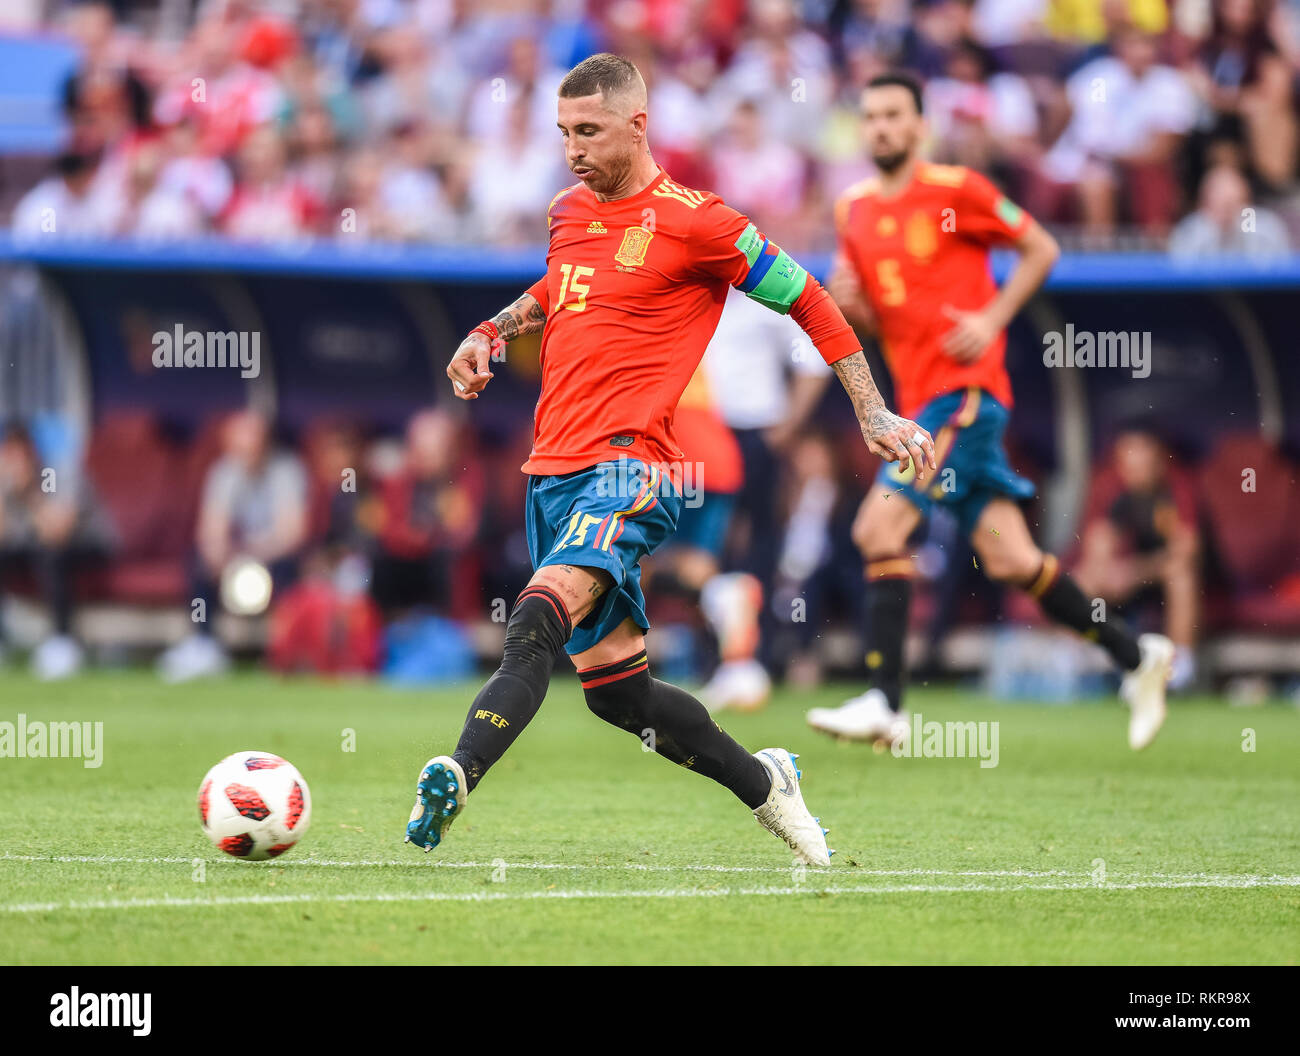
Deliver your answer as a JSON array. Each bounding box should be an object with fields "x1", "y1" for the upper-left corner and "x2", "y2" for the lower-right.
[
  {"x1": 940, "y1": 304, "x2": 998, "y2": 363},
  {"x1": 446, "y1": 333, "x2": 500, "y2": 400},
  {"x1": 863, "y1": 410, "x2": 937, "y2": 484}
]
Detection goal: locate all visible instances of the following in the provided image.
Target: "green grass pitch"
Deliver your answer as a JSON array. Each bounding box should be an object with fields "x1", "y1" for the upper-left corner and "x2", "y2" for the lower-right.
[{"x1": 1, "y1": 670, "x2": 1296, "y2": 965}]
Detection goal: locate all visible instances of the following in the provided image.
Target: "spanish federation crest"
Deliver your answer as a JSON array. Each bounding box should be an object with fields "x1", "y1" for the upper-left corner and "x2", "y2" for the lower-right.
[
  {"x1": 904, "y1": 211, "x2": 938, "y2": 260},
  {"x1": 614, "y1": 226, "x2": 654, "y2": 267}
]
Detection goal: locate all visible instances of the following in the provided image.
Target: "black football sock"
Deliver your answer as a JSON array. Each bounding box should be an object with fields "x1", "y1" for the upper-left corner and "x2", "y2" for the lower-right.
[
  {"x1": 451, "y1": 586, "x2": 571, "y2": 792},
  {"x1": 579, "y1": 652, "x2": 772, "y2": 809},
  {"x1": 1024, "y1": 554, "x2": 1142, "y2": 671},
  {"x1": 861, "y1": 554, "x2": 914, "y2": 712}
]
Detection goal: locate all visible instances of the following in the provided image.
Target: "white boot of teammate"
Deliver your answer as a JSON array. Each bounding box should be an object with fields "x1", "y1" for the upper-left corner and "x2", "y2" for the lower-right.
[
  {"x1": 157, "y1": 634, "x2": 230, "y2": 683},
  {"x1": 806, "y1": 688, "x2": 908, "y2": 749},
  {"x1": 699, "y1": 573, "x2": 768, "y2": 713},
  {"x1": 752, "y1": 748, "x2": 832, "y2": 866},
  {"x1": 31, "y1": 634, "x2": 84, "y2": 681},
  {"x1": 700, "y1": 658, "x2": 771, "y2": 714},
  {"x1": 1121, "y1": 633, "x2": 1175, "y2": 750}
]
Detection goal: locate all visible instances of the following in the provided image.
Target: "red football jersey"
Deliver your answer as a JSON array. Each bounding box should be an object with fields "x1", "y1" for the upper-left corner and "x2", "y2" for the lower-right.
[
  {"x1": 521, "y1": 167, "x2": 857, "y2": 477},
  {"x1": 835, "y1": 162, "x2": 1030, "y2": 418}
]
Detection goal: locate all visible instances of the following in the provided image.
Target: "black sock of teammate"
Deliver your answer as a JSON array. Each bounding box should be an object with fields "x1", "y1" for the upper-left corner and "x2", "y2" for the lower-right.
[
  {"x1": 1026, "y1": 555, "x2": 1142, "y2": 671},
  {"x1": 451, "y1": 586, "x2": 571, "y2": 792},
  {"x1": 579, "y1": 652, "x2": 772, "y2": 809},
  {"x1": 861, "y1": 556, "x2": 913, "y2": 712}
]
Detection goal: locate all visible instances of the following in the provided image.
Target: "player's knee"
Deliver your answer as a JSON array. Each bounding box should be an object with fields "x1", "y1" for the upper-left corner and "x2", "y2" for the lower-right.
[
  {"x1": 853, "y1": 514, "x2": 903, "y2": 559},
  {"x1": 579, "y1": 652, "x2": 650, "y2": 732},
  {"x1": 502, "y1": 586, "x2": 572, "y2": 671},
  {"x1": 983, "y1": 546, "x2": 1044, "y2": 586}
]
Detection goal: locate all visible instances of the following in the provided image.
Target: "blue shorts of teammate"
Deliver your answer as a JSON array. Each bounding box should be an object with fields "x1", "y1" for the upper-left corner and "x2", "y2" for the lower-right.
[
  {"x1": 666, "y1": 491, "x2": 736, "y2": 559},
  {"x1": 525, "y1": 457, "x2": 682, "y2": 655},
  {"x1": 876, "y1": 386, "x2": 1035, "y2": 537}
]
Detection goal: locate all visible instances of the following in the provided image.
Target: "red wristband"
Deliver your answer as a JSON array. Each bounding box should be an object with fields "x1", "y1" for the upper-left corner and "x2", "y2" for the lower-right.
[{"x1": 470, "y1": 321, "x2": 499, "y2": 343}]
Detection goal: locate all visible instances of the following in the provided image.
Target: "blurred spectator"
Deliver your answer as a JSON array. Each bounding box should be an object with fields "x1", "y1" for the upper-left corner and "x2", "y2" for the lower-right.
[
  {"x1": 59, "y1": 1, "x2": 152, "y2": 157},
  {"x1": 153, "y1": 16, "x2": 286, "y2": 159},
  {"x1": 155, "y1": 118, "x2": 234, "y2": 225},
  {"x1": 268, "y1": 418, "x2": 382, "y2": 679},
  {"x1": 1044, "y1": 0, "x2": 1168, "y2": 43},
  {"x1": 469, "y1": 90, "x2": 567, "y2": 245},
  {"x1": 649, "y1": 50, "x2": 722, "y2": 188},
  {"x1": 711, "y1": 99, "x2": 809, "y2": 232},
  {"x1": 768, "y1": 429, "x2": 860, "y2": 685},
  {"x1": 1186, "y1": 0, "x2": 1297, "y2": 191},
  {"x1": 157, "y1": 410, "x2": 308, "y2": 682},
  {"x1": 463, "y1": 36, "x2": 565, "y2": 146},
  {"x1": 924, "y1": 37, "x2": 1040, "y2": 190},
  {"x1": 1168, "y1": 164, "x2": 1291, "y2": 256},
  {"x1": 703, "y1": 287, "x2": 832, "y2": 671},
  {"x1": 371, "y1": 409, "x2": 478, "y2": 616},
  {"x1": 1038, "y1": 27, "x2": 1198, "y2": 238},
  {"x1": 304, "y1": 420, "x2": 376, "y2": 554},
  {"x1": 10, "y1": 150, "x2": 122, "y2": 239},
  {"x1": 335, "y1": 148, "x2": 408, "y2": 241},
  {"x1": 220, "y1": 124, "x2": 321, "y2": 241},
  {"x1": 367, "y1": 119, "x2": 444, "y2": 241},
  {"x1": 5, "y1": 0, "x2": 1298, "y2": 250},
  {"x1": 0, "y1": 423, "x2": 115, "y2": 680},
  {"x1": 119, "y1": 141, "x2": 205, "y2": 239},
  {"x1": 1074, "y1": 431, "x2": 1201, "y2": 688},
  {"x1": 287, "y1": 101, "x2": 345, "y2": 211},
  {"x1": 718, "y1": 0, "x2": 835, "y2": 150}
]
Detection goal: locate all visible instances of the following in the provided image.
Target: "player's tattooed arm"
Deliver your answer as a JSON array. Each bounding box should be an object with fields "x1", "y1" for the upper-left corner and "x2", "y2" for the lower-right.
[
  {"x1": 447, "y1": 291, "x2": 546, "y2": 400},
  {"x1": 831, "y1": 351, "x2": 937, "y2": 482},
  {"x1": 491, "y1": 292, "x2": 547, "y2": 342}
]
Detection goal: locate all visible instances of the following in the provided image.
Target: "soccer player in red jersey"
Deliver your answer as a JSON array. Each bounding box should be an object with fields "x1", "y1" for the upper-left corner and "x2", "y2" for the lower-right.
[
  {"x1": 404, "y1": 55, "x2": 936, "y2": 864},
  {"x1": 807, "y1": 73, "x2": 1174, "y2": 752}
]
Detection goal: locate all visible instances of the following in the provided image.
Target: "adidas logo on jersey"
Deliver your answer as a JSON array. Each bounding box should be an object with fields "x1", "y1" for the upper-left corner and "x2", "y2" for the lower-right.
[{"x1": 586, "y1": 221, "x2": 607, "y2": 234}]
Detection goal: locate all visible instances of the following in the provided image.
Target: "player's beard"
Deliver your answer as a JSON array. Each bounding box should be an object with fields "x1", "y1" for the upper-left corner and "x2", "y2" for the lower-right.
[
  {"x1": 581, "y1": 147, "x2": 634, "y2": 198},
  {"x1": 872, "y1": 147, "x2": 911, "y2": 174}
]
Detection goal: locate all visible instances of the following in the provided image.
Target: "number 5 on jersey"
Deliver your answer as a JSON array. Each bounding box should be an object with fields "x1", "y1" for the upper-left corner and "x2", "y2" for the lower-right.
[{"x1": 556, "y1": 264, "x2": 595, "y2": 312}]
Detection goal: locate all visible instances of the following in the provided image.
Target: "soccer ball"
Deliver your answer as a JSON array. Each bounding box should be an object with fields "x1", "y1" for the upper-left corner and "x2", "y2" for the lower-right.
[{"x1": 197, "y1": 751, "x2": 312, "y2": 860}]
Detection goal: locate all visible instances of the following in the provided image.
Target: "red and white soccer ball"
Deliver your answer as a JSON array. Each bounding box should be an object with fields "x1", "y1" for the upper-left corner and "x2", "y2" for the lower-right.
[{"x1": 197, "y1": 751, "x2": 312, "y2": 860}]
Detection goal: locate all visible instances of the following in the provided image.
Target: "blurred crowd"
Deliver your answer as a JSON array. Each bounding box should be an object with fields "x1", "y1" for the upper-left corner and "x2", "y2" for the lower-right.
[
  {"x1": 4, "y1": 287, "x2": 1299, "y2": 690},
  {"x1": 5, "y1": 0, "x2": 1300, "y2": 250}
]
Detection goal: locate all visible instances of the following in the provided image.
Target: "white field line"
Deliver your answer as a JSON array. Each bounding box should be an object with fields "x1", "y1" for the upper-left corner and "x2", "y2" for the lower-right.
[
  {"x1": 1, "y1": 853, "x2": 1296, "y2": 886},
  {"x1": 5, "y1": 875, "x2": 1300, "y2": 915}
]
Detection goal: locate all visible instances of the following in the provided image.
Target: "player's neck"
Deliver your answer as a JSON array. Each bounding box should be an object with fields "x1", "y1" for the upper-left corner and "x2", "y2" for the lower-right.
[
  {"x1": 876, "y1": 154, "x2": 921, "y2": 199},
  {"x1": 592, "y1": 153, "x2": 661, "y2": 203}
]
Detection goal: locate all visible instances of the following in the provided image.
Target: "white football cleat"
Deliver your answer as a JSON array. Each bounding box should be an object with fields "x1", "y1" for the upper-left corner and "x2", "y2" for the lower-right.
[
  {"x1": 1121, "y1": 633, "x2": 1175, "y2": 750},
  {"x1": 157, "y1": 634, "x2": 229, "y2": 683},
  {"x1": 31, "y1": 634, "x2": 84, "y2": 681},
  {"x1": 404, "y1": 755, "x2": 467, "y2": 852},
  {"x1": 806, "y1": 688, "x2": 908, "y2": 749},
  {"x1": 700, "y1": 658, "x2": 771, "y2": 714},
  {"x1": 752, "y1": 747, "x2": 832, "y2": 867}
]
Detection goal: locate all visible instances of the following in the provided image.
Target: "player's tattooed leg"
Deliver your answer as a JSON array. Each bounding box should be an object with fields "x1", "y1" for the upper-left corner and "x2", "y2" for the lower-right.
[{"x1": 450, "y1": 586, "x2": 572, "y2": 791}]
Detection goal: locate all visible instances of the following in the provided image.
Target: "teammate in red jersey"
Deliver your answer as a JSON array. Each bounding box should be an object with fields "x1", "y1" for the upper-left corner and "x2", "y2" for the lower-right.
[
  {"x1": 404, "y1": 55, "x2": 936, "y2": 865},
  {"x1": 807, "y1": 73, "x2": 1174, "y2": 752}
]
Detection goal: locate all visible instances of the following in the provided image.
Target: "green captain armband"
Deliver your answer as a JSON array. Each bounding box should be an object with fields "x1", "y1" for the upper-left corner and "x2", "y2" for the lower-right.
[{"x1": 733, "y1": 223, "x2": 808, "y2": 314}]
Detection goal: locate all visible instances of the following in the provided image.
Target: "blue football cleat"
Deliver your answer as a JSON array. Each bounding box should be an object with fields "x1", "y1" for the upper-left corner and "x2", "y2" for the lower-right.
[{"x1": 404, "y1": 755, "x2": 467, "y2": 852}]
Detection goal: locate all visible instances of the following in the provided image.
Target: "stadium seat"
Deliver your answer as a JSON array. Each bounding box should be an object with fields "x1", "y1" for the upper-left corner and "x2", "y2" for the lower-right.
[
  {"x1": 82, "y1": 412, "x2": 189, "y2": 602},
  {"x1": 1197, "y1": 433, "x2": 1300, "y2": 631}
]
